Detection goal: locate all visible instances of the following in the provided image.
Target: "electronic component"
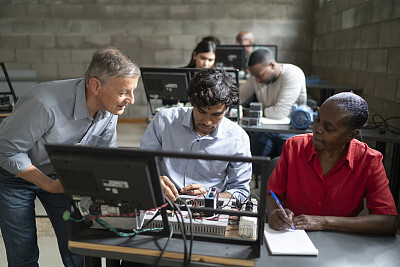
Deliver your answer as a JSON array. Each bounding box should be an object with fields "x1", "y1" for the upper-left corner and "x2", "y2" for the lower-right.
[
  {"x1": 238, "y1": 198, "x2": 258, "y2": 239},
  {"x1": 204, "y1": 187, "x2": 218, "y2": 216}
]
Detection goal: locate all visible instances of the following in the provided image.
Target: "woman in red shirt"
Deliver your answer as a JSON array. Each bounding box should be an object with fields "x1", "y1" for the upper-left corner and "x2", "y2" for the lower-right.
[{"x1": 267, "y1": 92, "x2": 398, "y2": 235}]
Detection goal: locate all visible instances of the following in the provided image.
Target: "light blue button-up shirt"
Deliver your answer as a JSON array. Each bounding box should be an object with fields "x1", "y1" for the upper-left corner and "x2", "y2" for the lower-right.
[
  {"x1": 140, "y1": 107, "x2": 252, "y2": 201},
  {"x1": 0, "y1": 79, "x2": 118, "y2": 175}
]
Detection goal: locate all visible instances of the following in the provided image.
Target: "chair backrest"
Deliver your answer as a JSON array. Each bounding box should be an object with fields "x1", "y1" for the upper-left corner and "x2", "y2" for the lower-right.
[{"x1": 265, "y1": 156, "x2": 280, "y2": 184}]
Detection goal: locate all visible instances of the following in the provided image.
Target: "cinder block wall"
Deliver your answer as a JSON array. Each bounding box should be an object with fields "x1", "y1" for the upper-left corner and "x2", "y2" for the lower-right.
[
  {"x1": 312, "y1": 0, "x2": 400, "y2": 126},
  {"x1": 0, "y1": 0, "x2": 314, "y2": 118}
]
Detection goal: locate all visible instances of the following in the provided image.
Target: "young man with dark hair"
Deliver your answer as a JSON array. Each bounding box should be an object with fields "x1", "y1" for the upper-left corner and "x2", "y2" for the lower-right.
[
  {"x1": 0, "y1": 47, "x2": 140, "y2": 266},
  {"x1": 140, "y1": 68, "x2": 252, "y2": 202}
]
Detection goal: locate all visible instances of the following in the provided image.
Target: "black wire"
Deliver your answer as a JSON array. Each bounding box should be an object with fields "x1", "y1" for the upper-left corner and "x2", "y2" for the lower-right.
[
  {"x1": 139, "y1": 209, "x2": 161, "y2": 230},
  {"x1": 364, "y1": 114, "x2": 400, "y2": 135},
  {"x1": 154, "y1": 224, "x2": 173, "y2": 266},
  {"x1": 180, "y1": 198, "x2": 193, "y2": 266},
  {"x1": 196, "y1": 188, "x2": 207, "y2": 199},
  {"x1": 171, "y1": 202, "x2": 189, "y2": 267}
]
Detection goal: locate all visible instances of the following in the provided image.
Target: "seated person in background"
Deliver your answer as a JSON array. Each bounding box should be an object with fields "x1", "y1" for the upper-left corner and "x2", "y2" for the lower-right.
[
  {"x1": 202, "y1": 35, "x2": 221, "y2": 46},
  {"x1": 140, "y1": 69, "x2": 252, "y2": 203},
  {"x1": 185, "y1": 39, "x2": 216, "y2": 69},
  {"x1": 267, "y1": 92, "x2": 398, "y2": 235},
  {"x1": 240, "y1": 49, "x2": 307, "y2": 160},
  {"x1": 236, "y1": 30, "x2": 255, "y2": 59}
]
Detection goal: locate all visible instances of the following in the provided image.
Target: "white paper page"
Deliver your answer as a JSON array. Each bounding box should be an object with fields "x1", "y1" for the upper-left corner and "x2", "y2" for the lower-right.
[
  {"x1": 264, "y1": 224, "x2": 319, "y2": 256},
  {"x1": 261, "y1": 117, "x2": 291, "y2": 125}
]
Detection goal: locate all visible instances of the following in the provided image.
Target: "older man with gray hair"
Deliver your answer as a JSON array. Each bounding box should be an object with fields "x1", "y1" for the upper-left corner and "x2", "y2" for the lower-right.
[{"x1": 0, "y1": 47, "x2": 140, "y2": 267}]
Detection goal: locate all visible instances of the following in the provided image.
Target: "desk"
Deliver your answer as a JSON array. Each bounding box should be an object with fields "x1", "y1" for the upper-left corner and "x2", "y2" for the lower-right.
[
  {"x1": 241, "y1": 123, "x2": 400, "y2": 206},
  {"x1": 69, "y1": 227, "x2": 400, "y2": 267},
  {"x1": 306, "y1": 83, "x2": 363, "y2": 105}
]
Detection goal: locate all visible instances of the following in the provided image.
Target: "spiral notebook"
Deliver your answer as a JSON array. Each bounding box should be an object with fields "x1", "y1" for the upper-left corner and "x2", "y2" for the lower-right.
[{"x1": 264, "y1": 224, "x2": 319, "y2": 256}]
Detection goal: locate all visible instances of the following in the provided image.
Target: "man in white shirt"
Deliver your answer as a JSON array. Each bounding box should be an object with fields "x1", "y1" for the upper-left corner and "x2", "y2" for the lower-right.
[{"x1": 240, "y1": 49, "x2": 306, "y2": 163}]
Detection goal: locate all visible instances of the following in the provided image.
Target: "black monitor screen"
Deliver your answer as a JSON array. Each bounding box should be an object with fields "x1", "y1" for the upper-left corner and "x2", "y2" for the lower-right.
[
  {"x1": 45, "y1": 144, "x2": 164, "y2": 210},
  {"x1": 215, "y1": 46, "x2": 246, "y2": 70}
]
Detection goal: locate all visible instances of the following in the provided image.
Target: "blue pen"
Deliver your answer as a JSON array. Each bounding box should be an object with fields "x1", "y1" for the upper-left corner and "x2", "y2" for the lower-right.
[{"x1": 270, "y1": 190, "x2": 296, "y2": 230}]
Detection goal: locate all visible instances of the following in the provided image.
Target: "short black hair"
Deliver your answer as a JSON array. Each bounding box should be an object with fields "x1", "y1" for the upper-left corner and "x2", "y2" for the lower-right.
[
  {"x1": 326, "y1": 92, "x2": 369, "y2": 131},
  {"x1": 187, "y1": 68, "x2": 239, "y2": 108},
  {"x1": 248, "y1": 48, "x2": 274, "y2": 67}
]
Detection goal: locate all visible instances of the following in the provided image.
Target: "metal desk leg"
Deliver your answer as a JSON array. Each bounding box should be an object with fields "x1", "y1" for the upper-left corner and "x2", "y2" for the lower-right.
[
  {"x1": 389, "y1": 144, "x2": 400, "y2": 207},
  {"x1": 84, "y1": 256, "x2": 101, "y2": 267}
]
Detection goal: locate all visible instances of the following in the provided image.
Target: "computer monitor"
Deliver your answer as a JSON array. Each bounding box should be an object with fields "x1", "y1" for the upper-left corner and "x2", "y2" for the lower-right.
[
  {"x1": 0, "y1": 62, "x2": 18, "y2": 113},
  {"x1": 45, "y1": 144, "x2": 164, "y2": 211},
  {"x1": 216, "y1": 44, "x2": 278, "y2": 67},
  {"x1": 215, "y1": 46, "x2": 247, "y2": 70}
]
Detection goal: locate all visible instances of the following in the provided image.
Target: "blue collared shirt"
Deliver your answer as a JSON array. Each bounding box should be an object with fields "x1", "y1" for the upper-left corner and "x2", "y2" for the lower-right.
[
  {"x1": 140, "y1": 107, "x2": 252, "y2": 201},
  {"x1": 0, "y1": 78, "x2": 118, "y2": 175}
]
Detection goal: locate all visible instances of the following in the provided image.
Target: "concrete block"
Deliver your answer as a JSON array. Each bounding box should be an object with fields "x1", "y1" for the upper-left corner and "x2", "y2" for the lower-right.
[
  {"x1": 387, "y1": 48, "x2": 400, "y2": 74},
  {"x1": 374, "y1": 75, "x2": 397, "y2": 101},
  {"x1": 42, "y1": 19, "x2": 69, "y2": 34},
  {"x1": 339, "y1": 50, "x2": 352, "y2": 70},
  {"x1": 270, "y1": 21, "x2": 310, "y2": 38},
  {"x1": 367, "y1": 49, "x2": 388, "y2": 73},
  {"x1": 83, "y1": 34, "x2": 112, "y2": 47},
  {"x1": 346, "y1": 28, "x2": 361, "y2": 49},
  {"x1": 398, "y1": 79, "x2": 400, "y2": 103},
  {"x1": 169, "y1": 5, "x2": 194, "y2": 20},
  {"x1": 153, "y1": 21, "x2": 183, "y2": 35},
  {"x1": 127, "y1": 49, "x2": 155, "y2": 67},
  {"x1": 1, "y1": 62, "x2": 30, "y2": 70},
  {"x1": 282, "y1": 36, "x2": 312, "y2": 52},
  {"x1": 360, "y1": 24, "x2": 379, "y2": 49},
  {"x1": 383, "y1": 100, "x2": 400, "y2": 121},
  {"x1": 342, "y1": 8, "x2": 356, "y2": 29},
  {"x1": 0, "y1": 19, "x2": 12, "y2": 33},
  {"x1": 0, "y1": 5, "x2": 25, "y2": 18},
  {"x1": 71, "y1": 49, "x2": 97, "y2": 63},
  {"x1": 286, "y1": 4, "x2": 313, "y2": 20},
  {"x1": 351, "y1": 49, "x2": 368, "y2": 71},
  {"x1": 183, "y1": 21, "x2": 212, "y2": 35},
  {"x1": 0, "y1": 34, "x2": 28, "y2": 48},
  {"x1": 43, "y1": 49, "x2": 70, "y2": 63},
  {"x1": 379, "y1": 20, "x2": 400, "y2": 47},
  {"x1": 193, "y1": 5, "x2": 217, "y2": 20},
  {"x1": 69, "y1": 20, "x2": 99, "y2": 34},
  {"x1": 168, "y1": 35, "x2": 196, "y2": 50},
  {"x1": 99, "y1": 20, "x2": 127, "y2": 34},
  {"x1": 52, "y1": 5, "x2": 83, "y2": 19},
  {"x1": 82, "y1": 5, "x2": 114, "y2": 20},
  {"x1": 140, "y1": 5, "x2": 169, "y2": 20},
  {"x1": 126, "y1": 20, "x2": 155, "y2": 35},
  {"x1": 333, "y1": 31, "x2": 347, "y2": 50},
  {"x1": 139, "y1": 36, "x2": 169, "y2": 49},
  {"x1": 112, "y1": 5, "x2": 141, "y2": 19},
  {"x1": 213, "y1": 21, "x2": 243, "y2": 37},
  {"x1": 16, "y1": 48, "x2": 43, "y2": 62},
  {"x1": 221, "y1": 5, "x2": 256, "y2": 20},
  {"x1": 13, "y1": 19, "x2": 42, "y2": 34},
  {"x1": 394, "y1": 0, "x2": 400, "y2": 19},
  {"x1": 154, "y1": 49, "x2": 183, "y2": 65},
  {"x1": 26, "y1": 4, "x2": 52, "y2": 19},
  {"x1": 372, "y1": 0, "x2": 392, "y2": 23},
  {"x1": 31, "y1": 62, "x2": 58, "y2": 78},
  {"x1": 356, "y1": 72, "x2": 374, "y2": 96},
  {"x1": 0, "y1": 48, "x2": 16, "y2": 62},
  {"x1": 331, "y1": 13, "x2": 342, "y2": 32},
  {"x1": 56, "y1": 35, "x2": 84, "y2": 48},
  {"x1": 29, "y1": 35, "x2": 56, "y2": 48},
  {"x1": 111, "y1": 35, "x2": 140, "y2": 52},
  {"x1": 254, "y1": 5, "x2": 285, "y2": 20},
  {"x1": 58, "y1": 62, "x2": 86, "y2": 79},
  {"x1": 353, "y1": 4, "x2": 371, "y2": 27}
]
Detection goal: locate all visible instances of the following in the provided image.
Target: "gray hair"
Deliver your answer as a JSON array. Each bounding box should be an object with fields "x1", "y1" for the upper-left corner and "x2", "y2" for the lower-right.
[
  {"x1": 84, "y1": 47, "x2": 140, "y2": 85},
  {"x1": 326, "y1": 92, "x2": 369, "y2": 131}
]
